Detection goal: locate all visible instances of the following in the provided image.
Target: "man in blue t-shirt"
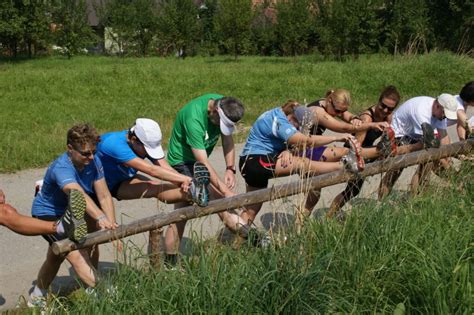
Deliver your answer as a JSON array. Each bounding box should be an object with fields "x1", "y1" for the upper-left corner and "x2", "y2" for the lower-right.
[{"x1": 29, "y1": 123, "x2": 117, "y2": 308}]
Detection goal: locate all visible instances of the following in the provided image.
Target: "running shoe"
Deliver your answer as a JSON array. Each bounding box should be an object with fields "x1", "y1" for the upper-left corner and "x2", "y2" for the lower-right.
[
  {"x1": 27, "y1": 295, "x2": 47, "y2": 311},
  {"x1": 347, "y1": 136, "x2": 365, "y2": 171},
  {"x1": 58, "y1": 189, "x2": 87, "y2": 243},
  {"x1": 421, "y1": 123, "x2": 440, "y2": 148},
  {"x1": 236, "y1": 223, "x2": 271, "y2": 248},
  {"x1": 376, "y1": 127, "x2": 397, "y2": 158},
  {"x1": 190, "y1": 162, "x2": 210, "y2": 207},
  {"x1": 341, "y1": 153, "x2": 359, "y2": 173}
]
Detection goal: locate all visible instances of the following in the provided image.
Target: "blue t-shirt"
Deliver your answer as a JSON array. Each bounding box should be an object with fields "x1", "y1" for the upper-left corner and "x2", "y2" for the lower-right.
[
  {"x1": 241, "y1": 107, "x2": 298, "y2": 156},
  {"x1": 32, "y1": 153, "x2": 104, "y2": 217},
  {"x1": 96, "y1": 130, "x2": 141, "y2": 190}
]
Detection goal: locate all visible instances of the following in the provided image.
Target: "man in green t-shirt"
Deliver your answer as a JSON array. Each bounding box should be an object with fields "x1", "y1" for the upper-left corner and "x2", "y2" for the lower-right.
[{"x1": 164, "y1": 94, "x2": 248, "y2": 266}]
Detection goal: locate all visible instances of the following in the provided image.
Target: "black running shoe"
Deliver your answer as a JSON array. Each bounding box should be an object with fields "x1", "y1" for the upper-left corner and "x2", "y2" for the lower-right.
[
  {"x1": 59, "y1": 189, "x2": 87, "y2": 243},
  {"x1": 190, "y1": 162, "x2": 210, "y2": 207},
  {"x1": 421, "y1": 123, "x2": 440, "y2": 148}
]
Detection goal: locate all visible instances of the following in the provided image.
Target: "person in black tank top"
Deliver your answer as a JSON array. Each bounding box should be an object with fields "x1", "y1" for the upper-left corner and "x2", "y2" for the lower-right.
[
  {"x1": 327, "y1": 86, "x2": 401, "y2": 220},
  {"x1": 300, "y1": 89, "x2": 393, "y2": 215}
]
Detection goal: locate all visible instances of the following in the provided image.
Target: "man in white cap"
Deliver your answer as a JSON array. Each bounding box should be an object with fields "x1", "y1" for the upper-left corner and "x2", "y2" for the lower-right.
[
  {"x1": 379, "y1": 93, "x2": 458, "y2": 198},
  {"x1": 96, "y1": 118, "x2": 203, "y2": 213},
  {"x1": 164, "y1": 94, "x2": 251, "y2": 266}
]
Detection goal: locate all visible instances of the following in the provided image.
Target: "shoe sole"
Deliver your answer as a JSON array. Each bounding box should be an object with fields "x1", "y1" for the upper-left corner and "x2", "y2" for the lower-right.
[
  {"x1": 68, "y1": 189, "x2": 87, "y2": 243},
  {"x1": 193, "y1": 162, "x2": 210, "y2": 185},
  {"x1": 385, "y1": 127, "x2": 397, "y2": 155},
  {"x1": 193, "y1": 162, "x2": 210, "y2": 207},
  {"x1": 421, "y1": 123, "x2": 439, "y2": 148},
  {"x1": 347, "y1": 138, "x2": 365, "y2": 171}
]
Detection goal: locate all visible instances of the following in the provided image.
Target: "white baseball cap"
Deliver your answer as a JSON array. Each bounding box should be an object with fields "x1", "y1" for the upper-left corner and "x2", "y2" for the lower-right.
[
  {"x1": 437, "y1": 93, "x2": 458, "y2": 120},
  {"x1": 216, "y1": 101, "x2": 236, "y2": 136},
  {"x1": 133, "y1": 118, "x2": 164, "y2": 159}
]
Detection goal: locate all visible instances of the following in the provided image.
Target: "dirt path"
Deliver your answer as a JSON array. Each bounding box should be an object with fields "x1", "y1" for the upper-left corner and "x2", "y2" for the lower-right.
[{"x1": 0, "y1": 125, "x2": 461, "y2": 311}]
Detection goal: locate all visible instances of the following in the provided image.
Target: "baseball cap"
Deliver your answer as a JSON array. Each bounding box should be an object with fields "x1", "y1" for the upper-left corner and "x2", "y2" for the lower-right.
[
  {"x1": 437, "y1": 93, "x2": 458, "y2": 120},
  {"x1": 216, "y1": 101, "x2": 236, "y2": 136},
  {"x1": 133, "y1": 118, "x2": 164, "y2": 159},
  {"x1": 294, "y1": 106, "x2": 314, "y2": 130}
]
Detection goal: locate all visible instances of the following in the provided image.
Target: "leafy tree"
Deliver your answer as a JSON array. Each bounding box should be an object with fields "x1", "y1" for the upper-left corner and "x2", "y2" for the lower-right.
[
  {"x1": 98, "y1": 0, "x2": 158, "y2": 56},
  {"x1": 155, "y1": 0, "x2": 200, "y2": 58},
  {"x1": 315, "y1": 0, "x2": 383, "y2": 59},
  {"x1": 214, "y1": 0, "x2": 254, "y2": 59},
  {"x1": 427, "y1": 0, "x2": 473, "y2": 53},
  {"x1": 274, "y1": 0, "x2": 313, "y2": 56},
  {"x1": 250, "y1": 0, "x2": 277, "y2": 55},
  {"x1": 383, "y1": 0, "x2": 433, "y2": 55},
  {"x1": 21, "y1": 0, "x2": 53, "y2": 58},
  {"x1": 51, "y1": 0, "x2": 97, "y2": 58},
  {"x1": 0, "y1": 1, "x2": 25, "y2": 57}
]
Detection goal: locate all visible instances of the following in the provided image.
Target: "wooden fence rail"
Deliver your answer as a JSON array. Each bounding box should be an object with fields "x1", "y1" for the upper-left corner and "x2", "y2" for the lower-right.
[{"x1": 52, "y1": 139, "x2": 473, "y2": 255}]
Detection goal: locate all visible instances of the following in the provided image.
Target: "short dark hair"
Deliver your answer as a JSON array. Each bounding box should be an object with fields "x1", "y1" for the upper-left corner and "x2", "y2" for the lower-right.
[
  {"x1": 67, "y1": 123, "x2": 99, "y2": 148},
  {"x1": 219, "y1": 97, "x2": 244, "y2": 123},
  {"x1": 460, "y1": 81, "x2": 474, "y2": 103}
]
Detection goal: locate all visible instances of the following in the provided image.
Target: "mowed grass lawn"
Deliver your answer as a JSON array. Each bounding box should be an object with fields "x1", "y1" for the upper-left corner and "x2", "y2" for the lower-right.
[{"x1": 1, "y1": 52, "x2": 473, "y2": 172}]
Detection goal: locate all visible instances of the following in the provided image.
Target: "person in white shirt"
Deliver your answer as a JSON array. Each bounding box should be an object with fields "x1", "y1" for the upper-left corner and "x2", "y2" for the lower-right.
[
  {"x1": 379, "y1": 94, "x2": 458, "y2": 198},
  {"x1": 448, "y1": 81, "x2": 474, "y2": 140}
]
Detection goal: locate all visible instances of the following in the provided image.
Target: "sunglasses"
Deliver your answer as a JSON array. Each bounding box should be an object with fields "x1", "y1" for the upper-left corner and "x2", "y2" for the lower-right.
[
  {"x1": 75, "y1": 148, "x2": 97, "y2": 157},
  {"x1": 330, "y1": 100, "x2": 347, "y2": 114},
  {"x1": 379, "y1": 101, "x2": 396, "y2": 112}
]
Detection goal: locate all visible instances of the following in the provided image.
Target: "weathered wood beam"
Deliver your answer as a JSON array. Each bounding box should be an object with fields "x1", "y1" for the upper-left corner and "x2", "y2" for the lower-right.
[{"x1": 52, "y1": 139, "x2": 473, "y2": 255}]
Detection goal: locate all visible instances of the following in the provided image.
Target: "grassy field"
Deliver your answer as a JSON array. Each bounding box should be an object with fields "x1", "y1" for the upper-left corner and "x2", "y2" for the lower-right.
[
  {"x1": 33, "y1": 161, "x2": 472, "y2": 314},
  {"x1": 0, "y1": 52, "x2": 473, "y2": 172}
]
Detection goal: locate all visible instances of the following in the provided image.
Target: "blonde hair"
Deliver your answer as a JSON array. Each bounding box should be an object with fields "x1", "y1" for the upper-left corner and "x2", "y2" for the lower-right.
[{"x1": 325, "y1": 89, "x2": 352, "y2": 107}]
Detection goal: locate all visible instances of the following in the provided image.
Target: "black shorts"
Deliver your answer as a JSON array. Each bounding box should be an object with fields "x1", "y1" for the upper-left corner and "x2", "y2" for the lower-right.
[
  {"x1": 33, "y1": 215, "x2": 66, "y2": 246},
  {"x1": 395, "y1": 136, "x2": 420, "y2": 146},
  {"x1": 172, "y1": 162, "x2": 195, "y2": 177},
  {"x1": 239, "y1": 154, "x2": 278, "y2": 188}
]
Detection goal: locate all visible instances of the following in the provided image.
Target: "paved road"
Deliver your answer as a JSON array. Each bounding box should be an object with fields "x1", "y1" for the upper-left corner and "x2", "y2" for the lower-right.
[{"x1": 0, "y1": 125, "x2": 462, "y2": 311}]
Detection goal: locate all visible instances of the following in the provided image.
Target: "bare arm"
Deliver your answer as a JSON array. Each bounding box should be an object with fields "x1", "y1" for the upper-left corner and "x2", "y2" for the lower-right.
[
  {"x1": 93, "y1": 178, "x2": 117, "y2": 227},
  {"x1": 222, "y1": 134, "x2": 236, "y2": 190},
  {"x1": 125, "y1": 157, "x2": 191, "y2": 187},
  {"x1": 287, "y1": 131, "x2": 351, "y2": 149},
  {"x1": 192, "y1": 148, "x2": 232, "y2": 197},
  {"x1": 315, "y1": 107, "x2": 387, "y2": 133},
  {"x1": 456, "y1": 109, "x2": 468, "y2": 140}
]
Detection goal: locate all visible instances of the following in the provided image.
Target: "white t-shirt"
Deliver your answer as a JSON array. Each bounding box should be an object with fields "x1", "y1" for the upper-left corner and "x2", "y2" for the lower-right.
[
  {"x1": 391, "y1": 96, "x2": 447, "y2": 139},
  {"x1": 455, "y1": 95, "x2": 465, "y2": 111}
]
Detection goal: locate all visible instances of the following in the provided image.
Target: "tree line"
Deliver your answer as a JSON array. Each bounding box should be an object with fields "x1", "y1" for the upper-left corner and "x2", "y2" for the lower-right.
[{"x1": 1, "y1": 0, "x2": 472, "y2": 59}]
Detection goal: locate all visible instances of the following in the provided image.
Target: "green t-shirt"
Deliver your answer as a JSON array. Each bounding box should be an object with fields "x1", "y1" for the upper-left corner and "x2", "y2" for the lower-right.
[{"x1": 167, "y1": 94, "x2": 223, "y2": 166}]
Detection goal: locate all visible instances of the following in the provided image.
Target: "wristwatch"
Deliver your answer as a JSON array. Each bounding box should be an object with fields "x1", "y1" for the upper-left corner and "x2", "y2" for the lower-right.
[{"x1": 226, "y1": 166, "x2": 236, "y2": 174}]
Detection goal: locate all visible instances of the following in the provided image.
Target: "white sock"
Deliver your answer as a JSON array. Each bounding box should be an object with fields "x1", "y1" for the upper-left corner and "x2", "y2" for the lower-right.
[
  {"x1": 31, "y1": 285, "x2": 47, "y2": 298},
  {"x1": 55, "y1": 220, "x2": 65, "y2": 235}
]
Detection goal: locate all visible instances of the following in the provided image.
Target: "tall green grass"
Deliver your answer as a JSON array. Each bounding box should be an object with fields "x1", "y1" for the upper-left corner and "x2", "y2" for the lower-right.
[
  {"x1": 1, "y1": 52, "x2": 473, "y2": 172},
  {"x1": 45, "y1": 162, "x2": 473, "y2": 314}
]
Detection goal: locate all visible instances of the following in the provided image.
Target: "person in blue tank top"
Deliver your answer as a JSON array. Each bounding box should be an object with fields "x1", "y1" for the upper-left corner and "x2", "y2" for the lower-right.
[
  {"x1": 29, "y1": 123, "x2": 117, "y2": 308},
  {"x1": 239, "y1": 100, "x2": 359, "y2": 227}
]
